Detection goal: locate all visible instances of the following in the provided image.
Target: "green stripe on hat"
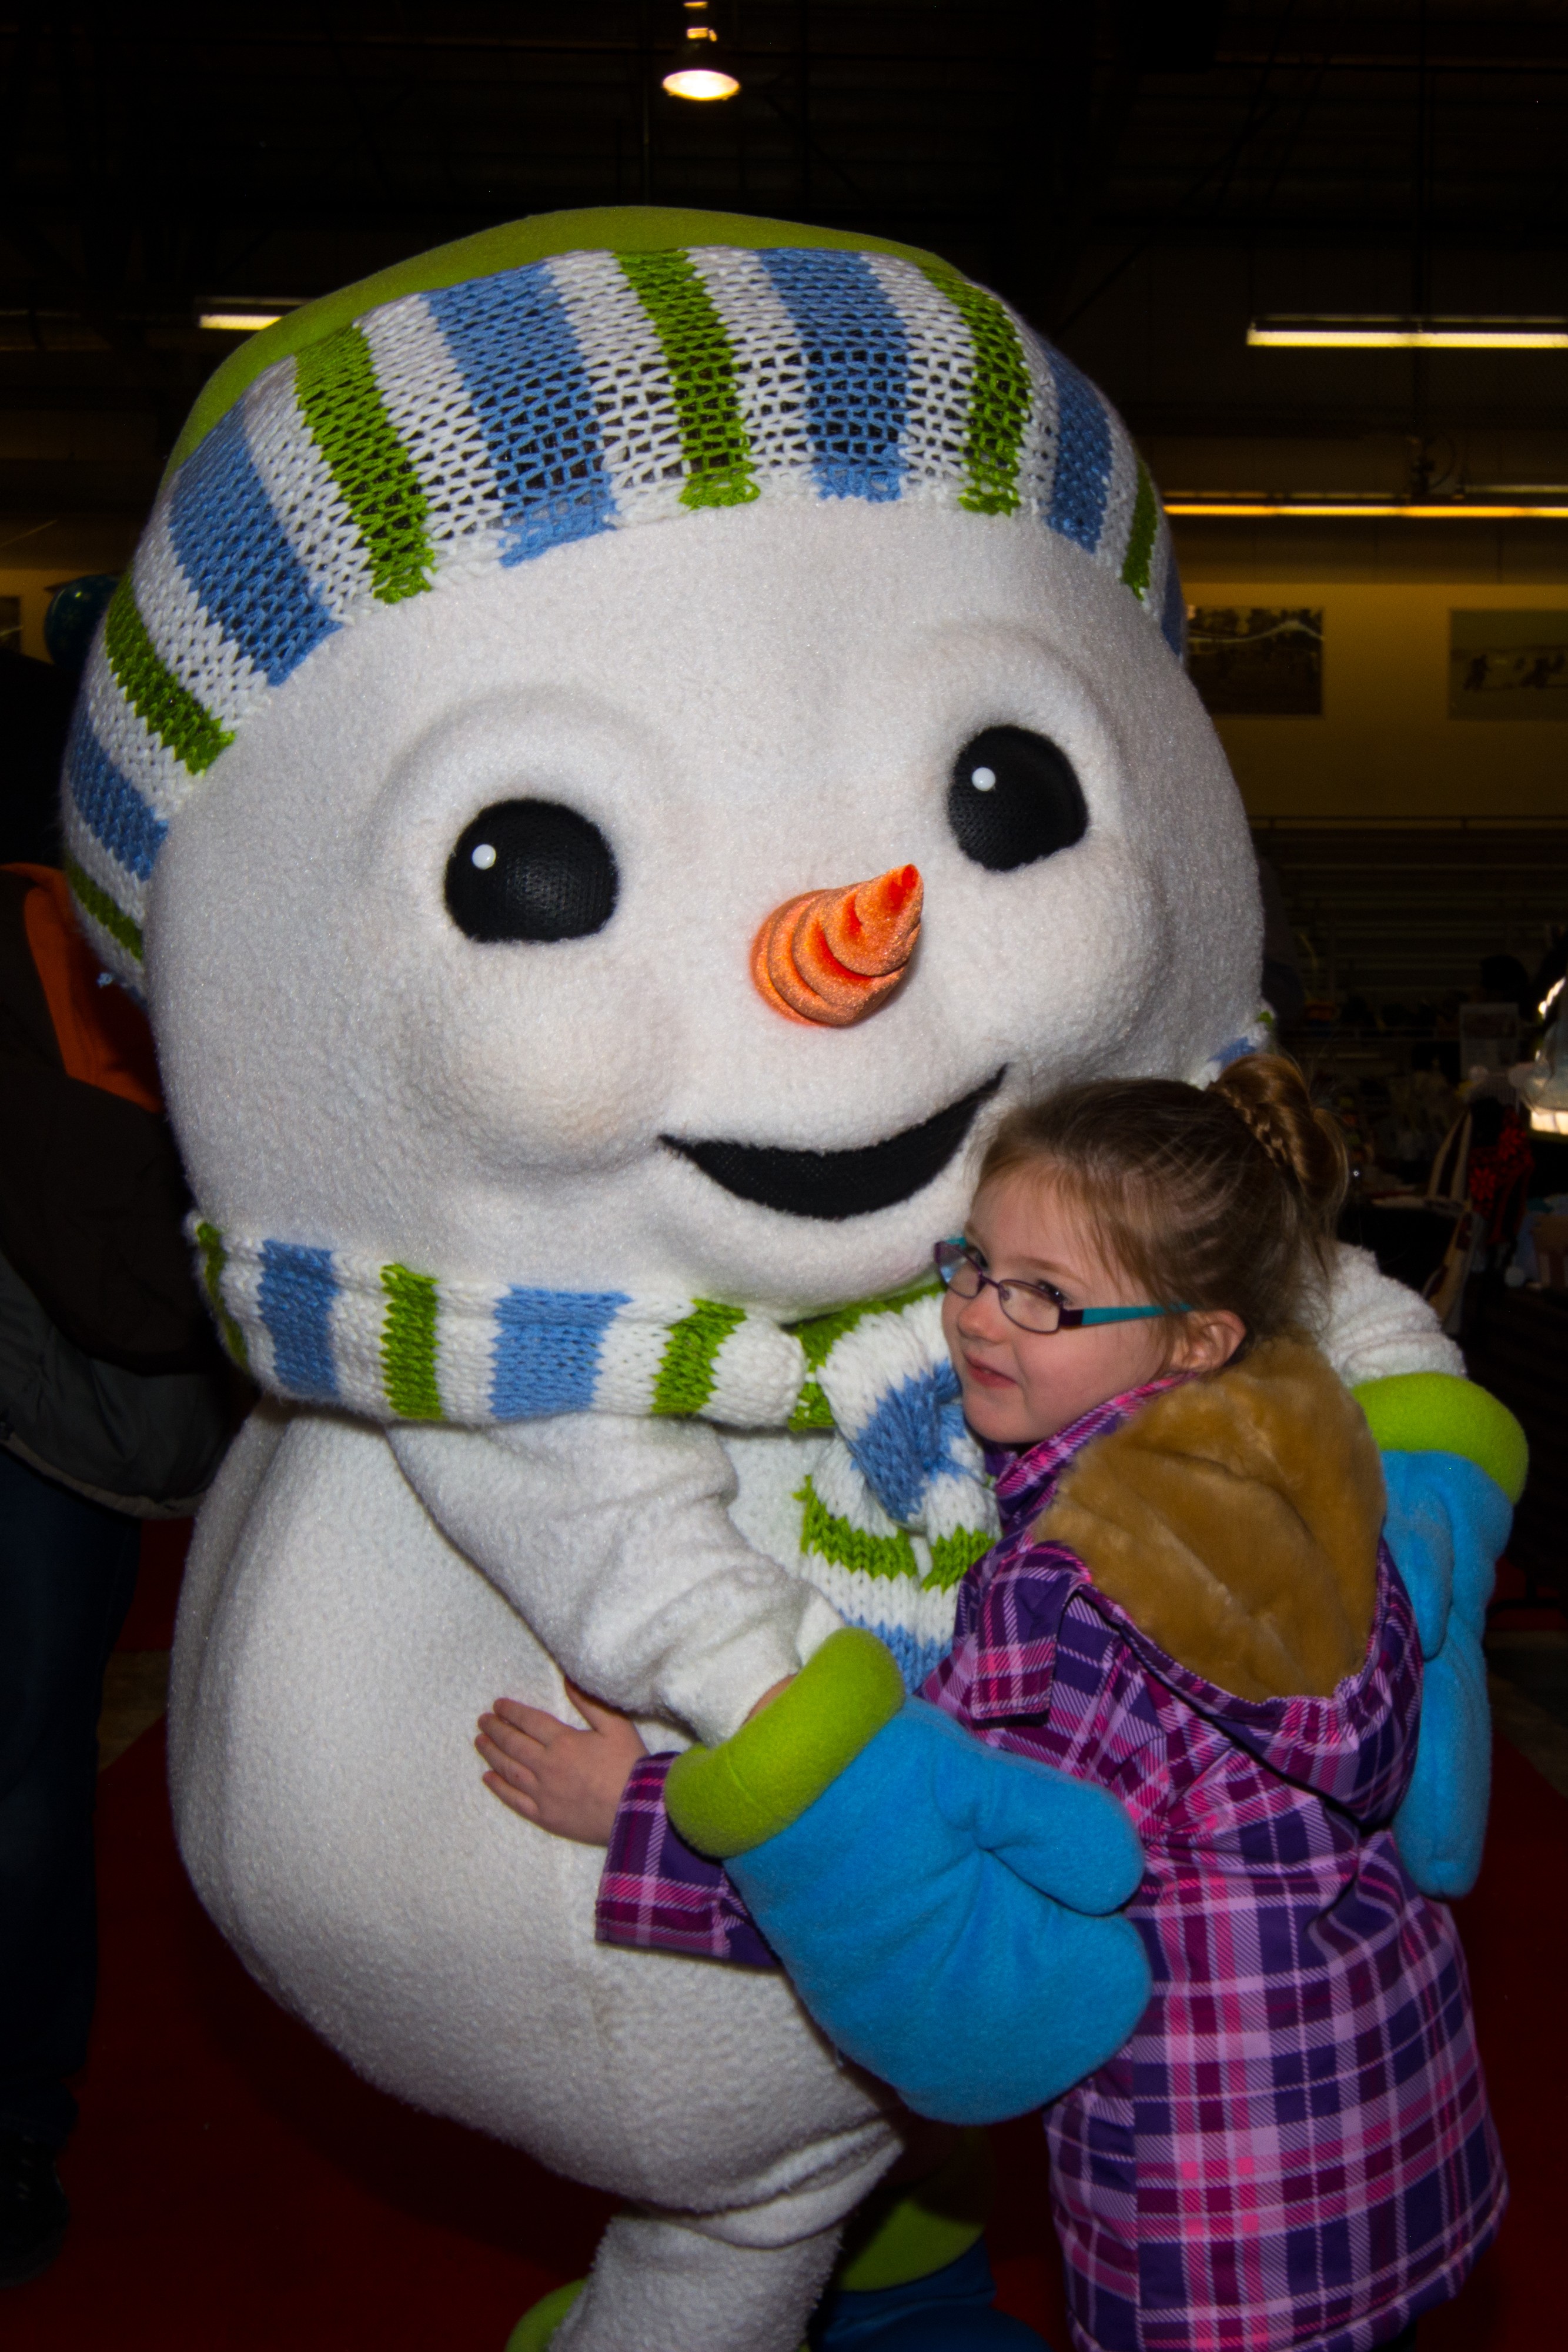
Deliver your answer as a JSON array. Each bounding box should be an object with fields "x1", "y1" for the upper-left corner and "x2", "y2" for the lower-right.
[
  {"x1": 172, "y1": 208, "x2": 945, "y2": 472},
  {"x1": 103, "y1": 577, "x2": 234, "y2": 775},
  {"x1": 918, "y1": 262, "x2": 1029, "y2": 517},
  {"x1": 295, "y1": 327, "x2": 434, "y2": 604},
  {"x1": 619, "y1": 251, "x2": 758, "y2": 510},
  {"x1": 652, "y1": 1298, "x2": 746, "y2": 1415},
  {"x1": 65, "y1": 855, "x2": 145, "y2": 962},
  {"x1": 1121, "y1": 462, "x2": 1159, "y2": 600},
  {"x1": 380, "y1": 1262, "x2": 445, "y2": 1418}
]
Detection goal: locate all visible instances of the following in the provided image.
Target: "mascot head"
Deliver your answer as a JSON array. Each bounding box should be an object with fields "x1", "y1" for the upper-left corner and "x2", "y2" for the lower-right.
[{"x1": 63, "y1": 206, "x2": 1262, "y2": 1388}]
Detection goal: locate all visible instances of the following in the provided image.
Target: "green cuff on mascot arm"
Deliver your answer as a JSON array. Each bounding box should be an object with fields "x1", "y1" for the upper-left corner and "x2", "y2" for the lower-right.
[
  {"x1": 1352, "y1": 1371, "x2": 1526, "y2": 1900},
  {"x1": 666, "y1": 1628, "x2": 1152, "y2": 2126},
  {"x1": 1352, "y1": 1369, "x2": 1527, "y2": 1506},
  {"x1": 664, "y1": 1625, "x2": 906, "y2": 1855}
]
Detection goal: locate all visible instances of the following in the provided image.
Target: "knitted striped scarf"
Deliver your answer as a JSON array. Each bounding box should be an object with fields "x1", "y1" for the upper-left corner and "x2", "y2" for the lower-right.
[{"x1": 192, "y1": 1216, "x2": 999, "y2": 1686}]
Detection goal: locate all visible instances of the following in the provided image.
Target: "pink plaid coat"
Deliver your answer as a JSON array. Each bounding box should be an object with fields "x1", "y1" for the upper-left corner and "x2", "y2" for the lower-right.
[{"x1": 599, "y1": 1377, "x2": 1505, "y2": 2352}]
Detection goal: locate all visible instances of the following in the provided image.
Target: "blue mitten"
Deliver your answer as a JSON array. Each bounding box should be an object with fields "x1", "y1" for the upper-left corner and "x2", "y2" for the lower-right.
[
  {"x1": 666, "y1": 1631, "x2": 1151, "y2": 2125},
  {"x1": 1381, "y1": 1450, "x2": 1513, "y2": 1899}
]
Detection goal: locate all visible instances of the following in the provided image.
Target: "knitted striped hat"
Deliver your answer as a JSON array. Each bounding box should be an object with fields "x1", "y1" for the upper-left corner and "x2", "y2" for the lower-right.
[{"x1": 62, "y1": 205, "x2": 1183, "y2": 987}]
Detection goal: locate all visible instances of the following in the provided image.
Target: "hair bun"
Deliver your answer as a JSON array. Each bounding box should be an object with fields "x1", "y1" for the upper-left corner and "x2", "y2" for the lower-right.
[{"x1": 1212, "y1": 1054, "x2": 1348, "y2": 1229}]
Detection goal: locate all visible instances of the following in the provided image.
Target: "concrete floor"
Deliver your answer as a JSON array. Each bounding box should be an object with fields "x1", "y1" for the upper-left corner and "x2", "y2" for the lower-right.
[{"x1": 1485, "y1": 1629, "x2": 1568, "y2": 1800}]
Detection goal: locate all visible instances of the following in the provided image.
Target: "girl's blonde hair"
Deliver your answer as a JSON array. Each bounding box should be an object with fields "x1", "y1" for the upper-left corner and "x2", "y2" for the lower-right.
[{"x1": 974, "y1": 1054, "x2": 1348, "y2": 1359}]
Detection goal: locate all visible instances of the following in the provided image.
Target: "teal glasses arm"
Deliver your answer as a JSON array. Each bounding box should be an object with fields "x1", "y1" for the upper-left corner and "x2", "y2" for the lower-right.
[{"x1": 1076, "y1": 1304, "x2": 1182, "y2": 1327}]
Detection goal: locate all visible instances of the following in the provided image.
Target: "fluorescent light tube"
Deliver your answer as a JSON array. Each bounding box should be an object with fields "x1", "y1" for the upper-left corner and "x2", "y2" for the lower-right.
[
  {"x1": 199, "y1": 310, "x2": 285, "y2": 332},
  {"x1": 1164, "y1": 501, "x2": 1568, "y2": 520},
  {"x1": 1249, "y1": 318, "x2": 1568, "y2": 350}
]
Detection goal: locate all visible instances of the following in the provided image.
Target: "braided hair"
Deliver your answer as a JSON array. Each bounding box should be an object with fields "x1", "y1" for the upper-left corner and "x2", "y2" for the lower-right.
[{"x1": 972, "y1": 1056, "x2": 1348, "y2": 1360}]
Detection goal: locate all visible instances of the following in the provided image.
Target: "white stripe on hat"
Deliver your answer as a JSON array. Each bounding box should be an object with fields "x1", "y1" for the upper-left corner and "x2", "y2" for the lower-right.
[
  {"x1": 59, "y1": 779, "x2": 150, "y2": 928},
  {"x1": 132, "y1": 491, "x2": 268, "y2": 737},
  {"x1": 79, "y1": 637, "x2": 189, "y2": 828},
  {"x1": 244, "y1": 355, "x2": 379, "y2": 627},
  {"x1": 1014, "y1": 306, "x2": 1062, "y2": 524},
  {"x1": 864, "y1": 255, "x2": 977, "y2": 503},
  {"x1": 687, "y1": 246, "x2": 816, "y2": 497},
  {"x1": 360, "y1": 293, "x2": 512, "y2": 584},
  {"x1": 1098, "y1": 405, "x2": 1145, "y2": 583},
  {"x1": 547, "y1": 249, "x2": 689, "y2": 534}
]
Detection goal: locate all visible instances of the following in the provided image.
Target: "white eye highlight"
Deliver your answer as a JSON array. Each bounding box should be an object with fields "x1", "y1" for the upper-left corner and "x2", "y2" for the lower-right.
[
  {"x1": 970, "y1": 766, "x2": 997, "y2": 791},
  {"x1": 470, "y1": 842, "x2": 498, "y2": 870}
]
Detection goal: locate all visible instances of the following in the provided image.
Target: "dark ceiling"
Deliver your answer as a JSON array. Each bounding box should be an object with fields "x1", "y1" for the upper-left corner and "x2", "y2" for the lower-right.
[{"x1": 0, "y1": 2, "x2": 1565, "y2": 523}]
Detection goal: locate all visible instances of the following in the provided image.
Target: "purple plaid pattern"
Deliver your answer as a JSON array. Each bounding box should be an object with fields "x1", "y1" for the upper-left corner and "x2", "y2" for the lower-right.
[
  {"x1": 597, "y1": 1377, "x2": 1505, "y2": 2352},
  {"x1": 598, "y1": 1750, "x2": 777, "y2": 1968}
]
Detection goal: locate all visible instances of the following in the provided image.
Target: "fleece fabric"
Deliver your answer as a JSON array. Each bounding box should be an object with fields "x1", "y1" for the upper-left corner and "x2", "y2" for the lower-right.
[
  {"x1": 169, "y1": 1408, "x2": 912, "y2": 2344},
  {"x1": 1383, "y1": 1449, "x2": 1514, "y2": 1897},
  {"x1": 143, "y1": 206, "x2": 1491, "y2": 2352},
  {"x1": 721, "y1": 1700, "x2": 1152, "y2": 2126}
]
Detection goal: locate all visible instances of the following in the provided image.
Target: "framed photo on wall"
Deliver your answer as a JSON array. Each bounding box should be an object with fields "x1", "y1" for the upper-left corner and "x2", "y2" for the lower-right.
[
  {"x1": 1450, "y1": 610, "x2": 1568, "y2": 718},
  {"x1": 1186, "y1": 607, "x2": 1323, "y2": 716}
]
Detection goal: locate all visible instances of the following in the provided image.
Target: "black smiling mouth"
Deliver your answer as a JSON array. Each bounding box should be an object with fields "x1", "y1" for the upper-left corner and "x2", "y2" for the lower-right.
[{"x1": 661, "y1": 1071, "x2": 1005, "y2": 1222}]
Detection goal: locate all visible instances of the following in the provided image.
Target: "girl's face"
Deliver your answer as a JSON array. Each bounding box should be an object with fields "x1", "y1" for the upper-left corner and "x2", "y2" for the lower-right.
[{"x1": 942, "y1": 1168, "x2": 1228, "y2": 1448}]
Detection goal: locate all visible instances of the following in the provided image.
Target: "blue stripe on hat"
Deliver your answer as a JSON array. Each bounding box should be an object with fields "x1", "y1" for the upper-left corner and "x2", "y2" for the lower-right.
[
  {"x1": 167, "y1": 399, "x2": 338, "y2": 686},
  {"x1": 426, "y1": 267, "x2": 616, "y2": 567},
  {"x1": 758, "y1": 249, "x2": 907, "y2": 503},
  {"x1": 259, "y1": 1241, "x2": 340, "y2": 1400},
  {"x1": 491, "y1": 1284, "x2": 630, "y2": 1416},
  {"x1": 63, "y1": 707, "x2": 168, "y2": 882},
  {"x1": 1161, "y1": 552, "x2": 1186, "y2": 660},
  {"x1": 1045, "y1": 350, "x2": 1112, "y2": 553}
]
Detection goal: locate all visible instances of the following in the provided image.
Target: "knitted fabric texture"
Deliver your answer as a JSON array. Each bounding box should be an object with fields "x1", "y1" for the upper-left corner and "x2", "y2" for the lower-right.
[
  {"x1": 190, "y1": 1217, "x2": 998, "y2": 1682},
  {"x1": 63, "y1": 234, "x2": 1182, "y2": 984}
]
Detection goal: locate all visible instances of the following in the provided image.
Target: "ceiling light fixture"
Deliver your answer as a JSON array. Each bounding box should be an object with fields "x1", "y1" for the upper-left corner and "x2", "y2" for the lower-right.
[
  {"x1": 663, "y1": 15, "x2": 740, "y2": 100},
  {"x1": 1163, "y1": 499, "x2": 1568, "y2": 520},
  {"x1": 1249, "y1": 316, "x2": 1568, "y2": 350},
  {"x1": 198, "y1": 307, "x2": 291, "y2": 332}
]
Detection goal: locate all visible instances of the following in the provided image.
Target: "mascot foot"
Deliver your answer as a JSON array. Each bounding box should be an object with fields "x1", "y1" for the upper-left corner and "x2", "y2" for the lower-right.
[
  {"x1": 503, "y1": 2280, "x2": 584, "y2": 2351},
  {"x1": 509, "y1": 2207, "x2": 840, "y2": 2351},
  {"x1": 811, "y1": 2239, "x2": 1048, "y2": 2348},
  {"x1": 811, "y1": 2133, "x2": 1048, "y2": 2348}
]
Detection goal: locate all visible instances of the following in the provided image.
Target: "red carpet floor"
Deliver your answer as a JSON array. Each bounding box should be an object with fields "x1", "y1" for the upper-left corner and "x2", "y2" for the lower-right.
[{"x1": 6, "y1": 1715, "x2": 1564, "y2": 2347}]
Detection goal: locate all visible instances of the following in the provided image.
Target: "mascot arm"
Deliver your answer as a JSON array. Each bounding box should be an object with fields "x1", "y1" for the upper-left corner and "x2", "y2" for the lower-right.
[
  {"x1": 1355, "y1": 1387, "x2": 1522, "y2": 1900},
  {"x1": 661, "y1": 1629, "x2": 1152, "y2": 2125},
  {"x1": 388, "y1": 1415, "x2": 841, "y2": 1745},
  {"x1": 1323, "y1": 1239, "x2": 1527, "y2": 1899}
]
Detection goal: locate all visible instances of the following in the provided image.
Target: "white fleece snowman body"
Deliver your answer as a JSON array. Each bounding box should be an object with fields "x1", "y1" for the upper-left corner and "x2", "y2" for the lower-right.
[{"x1": 66, "y1": 212, "x2": 1466, "y2": 2352}]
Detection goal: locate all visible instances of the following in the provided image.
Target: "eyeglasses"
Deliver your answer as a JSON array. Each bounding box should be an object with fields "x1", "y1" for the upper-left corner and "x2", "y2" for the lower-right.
[{"x1": 933, "y1": 1239, "x2": 1180, "y2": 1337}]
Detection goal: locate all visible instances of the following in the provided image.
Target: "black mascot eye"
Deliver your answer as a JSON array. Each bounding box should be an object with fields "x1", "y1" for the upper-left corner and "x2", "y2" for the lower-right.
[
  {"x1": 444, "y1": 800, "x2": 618, "y2": 943},
  {"x1": 947, "y1": 727, "x2": 1088, "y2": 873}
]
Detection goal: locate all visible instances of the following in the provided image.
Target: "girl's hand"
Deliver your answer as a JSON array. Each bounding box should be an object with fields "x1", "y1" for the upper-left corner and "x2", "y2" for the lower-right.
[{"x1": 476, "y1": 1682, "x2": 648, "y2": 1846}]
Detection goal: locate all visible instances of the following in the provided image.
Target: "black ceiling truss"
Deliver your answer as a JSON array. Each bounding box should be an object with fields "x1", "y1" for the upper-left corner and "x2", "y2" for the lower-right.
[{"x1": 0, "y1": 2, "x2": 1557, "y2": 510}]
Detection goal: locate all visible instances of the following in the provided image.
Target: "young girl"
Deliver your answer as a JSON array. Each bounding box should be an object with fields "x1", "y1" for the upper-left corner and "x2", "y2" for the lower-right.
[{"x1": 477, "y1": 1056, "x2": 1504, "y2": 2352}]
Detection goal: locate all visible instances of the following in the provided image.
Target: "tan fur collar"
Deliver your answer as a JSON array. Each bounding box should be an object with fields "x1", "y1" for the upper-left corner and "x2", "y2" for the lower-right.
[{"x1": 1035, "y1": 1337, "x2": 1385, "y2": 1701}]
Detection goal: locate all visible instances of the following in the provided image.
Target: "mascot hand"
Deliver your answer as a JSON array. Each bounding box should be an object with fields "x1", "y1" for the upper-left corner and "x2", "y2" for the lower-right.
[
  {"x1": 664, "y1": 1630, "x2": 1150, "y2": 2124},
  {"x1": 1354, "y1": 1373, "x2": 1526, "y2": 1902}
]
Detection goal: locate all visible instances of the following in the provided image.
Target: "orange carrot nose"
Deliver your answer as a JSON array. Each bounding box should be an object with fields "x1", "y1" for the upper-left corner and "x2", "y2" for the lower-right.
[{"x1": 753, "y1": 865, "x2": 923, "y2": 1027}]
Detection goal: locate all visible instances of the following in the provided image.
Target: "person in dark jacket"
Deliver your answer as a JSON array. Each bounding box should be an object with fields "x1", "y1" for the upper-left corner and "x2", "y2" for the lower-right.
[{"x1": 0, "y1": 852, "x2": 232, "y2": 2285}]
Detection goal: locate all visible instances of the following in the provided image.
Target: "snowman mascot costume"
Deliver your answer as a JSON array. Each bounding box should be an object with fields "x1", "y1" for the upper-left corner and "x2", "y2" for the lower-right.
[{"x1": 62, "y1": 209, "x2": 1523, "y2": 2352}]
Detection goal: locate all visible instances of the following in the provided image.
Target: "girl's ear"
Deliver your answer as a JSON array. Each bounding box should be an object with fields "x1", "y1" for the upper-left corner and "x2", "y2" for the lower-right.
[{"x1": 1168, "y1": 1309, "x2": 1246, "y2": 1377}]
